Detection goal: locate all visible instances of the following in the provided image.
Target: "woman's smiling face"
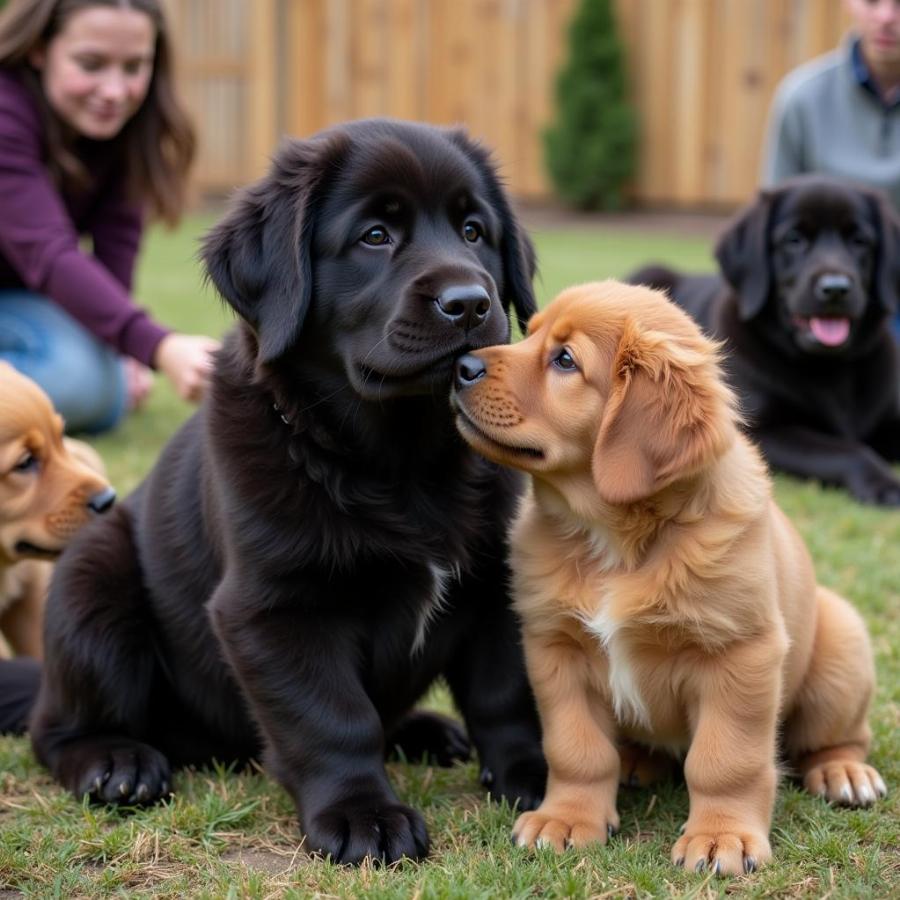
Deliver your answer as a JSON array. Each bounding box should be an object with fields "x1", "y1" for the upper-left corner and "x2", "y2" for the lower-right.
[{"x1": 30, "y1": 4, "x2": 156, "y2": 140}]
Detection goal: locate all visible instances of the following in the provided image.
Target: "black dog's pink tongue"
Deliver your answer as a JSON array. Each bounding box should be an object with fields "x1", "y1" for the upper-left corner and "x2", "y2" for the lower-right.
[{"x1": 809, "y1": 317, "x2": 850, "y2": 346}]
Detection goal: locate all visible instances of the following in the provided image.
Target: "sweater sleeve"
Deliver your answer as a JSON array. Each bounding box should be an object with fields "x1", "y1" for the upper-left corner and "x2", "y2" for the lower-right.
[
  {"x1": 89, "y1": 174, "x2": 142, "y2": 292},
  {"x1": 760, "y1": 79, "x2": 807, "y2": 187},
  {"x1": 0, "y1": 89, "x2": 168, "y2": 366}
]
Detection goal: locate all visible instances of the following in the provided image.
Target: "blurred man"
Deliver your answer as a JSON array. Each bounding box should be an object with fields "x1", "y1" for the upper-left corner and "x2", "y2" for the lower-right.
[{"x1": 761, "y1": 0, "x2": 900, "y2": 339}]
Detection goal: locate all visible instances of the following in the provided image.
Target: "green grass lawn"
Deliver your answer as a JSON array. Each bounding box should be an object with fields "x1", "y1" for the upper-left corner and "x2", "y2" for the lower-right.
[{"x1": 1, "y1": 216, "x2": 897, "y2": 899}]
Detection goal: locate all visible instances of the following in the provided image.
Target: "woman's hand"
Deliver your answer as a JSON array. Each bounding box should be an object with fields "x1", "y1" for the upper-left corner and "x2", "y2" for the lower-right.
[{"x1": 153, "y1": 333, "x2": 220, "y2": 403}]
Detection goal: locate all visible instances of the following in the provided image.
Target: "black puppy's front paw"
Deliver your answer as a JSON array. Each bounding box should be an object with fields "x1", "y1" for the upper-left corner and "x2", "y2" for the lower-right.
[
  {"x1": 849, "y1": 468, "x2": 900, "y2": 506},
  {"x1": 387, "y1": 710, "x2": 472, "y2": 766},
  {"x1": 481, "y1": 748, "x2": 547, "y2": 811},
  {"x1": 303, "y1": 796, "x2": 429, "y2": 865},
  {"x1": 57, "y1": 737, "x2": 171, "y2": 805}
]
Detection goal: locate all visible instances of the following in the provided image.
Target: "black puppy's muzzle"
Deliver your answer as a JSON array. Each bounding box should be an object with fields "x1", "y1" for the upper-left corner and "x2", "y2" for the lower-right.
[
  {"x1": 435, "y1": 285, "x2": 491, "y2": 332},
  {"x1": 454, "y1": 353, "x2": 487, "y2": 389},
  {"x1": 789, "y1": 266, "x2": 864, "y2": 319},
  {"x1": 813, "y1": 273, "x2": 852, "y2": 308}
]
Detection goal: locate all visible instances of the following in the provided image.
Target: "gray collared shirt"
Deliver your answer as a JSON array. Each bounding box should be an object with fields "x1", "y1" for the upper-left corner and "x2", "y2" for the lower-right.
[{"x1": 761, "y1": 37, "x2": 900, "y2": 211}]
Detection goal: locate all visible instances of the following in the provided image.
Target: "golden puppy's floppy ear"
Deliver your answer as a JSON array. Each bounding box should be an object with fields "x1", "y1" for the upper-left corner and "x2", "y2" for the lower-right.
[{"x1": 592, "y1": 318, "x2": 736, "y2": 505}]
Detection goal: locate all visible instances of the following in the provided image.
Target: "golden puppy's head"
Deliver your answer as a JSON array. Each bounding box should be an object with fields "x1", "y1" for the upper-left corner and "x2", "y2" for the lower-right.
[
  {"x1": 452, "y1": 281, "x2": 738, "y2": 509},
  {"x1": 0, "y1": 362, "x2": 115, "y2": 564}
]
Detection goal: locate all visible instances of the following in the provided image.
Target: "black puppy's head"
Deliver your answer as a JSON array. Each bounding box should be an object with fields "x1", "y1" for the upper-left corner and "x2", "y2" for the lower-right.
[
  {"x1": 715, "y1": 176, "x2": 900, "y2": 357},
  {"x1": 202, "y1": 119, "x2": 537, "y2": 400}
]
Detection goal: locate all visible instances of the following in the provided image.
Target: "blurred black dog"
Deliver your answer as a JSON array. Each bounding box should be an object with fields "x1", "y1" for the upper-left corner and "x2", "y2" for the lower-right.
[
  {"x1": 630, "y1": 176, "x2": 900, "y2": 505},
  {"x1": 30, "y1": 120, "x2": 546, "y2": 864}
]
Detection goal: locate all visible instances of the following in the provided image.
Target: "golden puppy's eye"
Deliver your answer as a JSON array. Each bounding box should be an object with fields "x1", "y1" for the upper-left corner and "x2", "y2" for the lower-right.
[
  {"x1": 13, "y1": 451, "x2": 38, "y2": 473},
  {"x1": 463, "y1": 221, "x2": 482, "y2": 243},
  {"x1": 361, "y1": 225, "x2": 392, "y2": 246},
  {"x1": 552, "y1": 348, "x2": 578, "y2": 371}
]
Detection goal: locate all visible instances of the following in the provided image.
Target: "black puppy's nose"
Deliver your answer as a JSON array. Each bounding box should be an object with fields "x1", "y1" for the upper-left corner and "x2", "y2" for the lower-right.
[
  {"x1": 436, "y1": 284, "x2": 491, "y2": 330},
  {"x1": 455, "y1": 354, "x2": 487, "y2": 389},
  {"x1": 814, "y1": 273, "x2": 851, "y2": 304},
  {"x1": 87, "y1": 486, "x2": 116, "y2": 514}
]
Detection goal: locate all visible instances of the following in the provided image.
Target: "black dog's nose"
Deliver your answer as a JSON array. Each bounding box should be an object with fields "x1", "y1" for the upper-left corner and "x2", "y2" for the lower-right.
[
  {"x1": 436, "y1": 285, "x2": 491, "y2": 330},
  {"x1": 87, "y1": 486, "x2": 117, "y2": 514},
  {"x1": 814, "y1": 273, "x2": 851, "y2": 304},
  {"x1": 455, "y1": 354, "x2": 487, "y2": 388}
]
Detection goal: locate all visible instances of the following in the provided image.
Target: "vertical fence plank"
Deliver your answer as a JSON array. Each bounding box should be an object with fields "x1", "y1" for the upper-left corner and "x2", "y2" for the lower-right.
[
  {"x1": 472, "y1": 0, "x2": 521, "y2": 181},
  {"x1": 672, "y1": 0, "x2": 708, "y2": 205},
  {"x1": 247, "y1": 0, "x2": 278, "y2": 178},
  {"x1": 351, "y1": 0, "x2": 388, "y2": 117},
  {"x1": 324, "y1": 0, "x2": 351, "y2": 125},
  {"x1": 286, "y1": 0, "x2": 327, "y2": 138},
  {"x1": 385, "y1": 0, "x2": 421, "y2": 121},
  {"x1": 520, "y1": 0, "x2": 550, "y2": 197},
  {"x1": 641, "y1": 0, "x2": 676, "y2": 203}
]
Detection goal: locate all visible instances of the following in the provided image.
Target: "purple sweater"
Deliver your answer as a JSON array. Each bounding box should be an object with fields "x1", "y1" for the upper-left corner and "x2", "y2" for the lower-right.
[{"x1": 0, "y1": 69, "x2": 168, "y2": 366}]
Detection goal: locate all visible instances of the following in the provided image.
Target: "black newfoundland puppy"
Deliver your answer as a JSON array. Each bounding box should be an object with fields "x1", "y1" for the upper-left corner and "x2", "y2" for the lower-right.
[
  {"x1": 630, "y1": 176, "x2": 900, "y2": 505},
  {"x1": 30, "y1": 120, "x2": 546, "y2": 864}
]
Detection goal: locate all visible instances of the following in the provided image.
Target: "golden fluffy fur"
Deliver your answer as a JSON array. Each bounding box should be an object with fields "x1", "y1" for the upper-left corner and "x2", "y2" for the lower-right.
[
  {"x1": 0, "y1": 362, "x2": 112, "y2": 658},
  {"x1": 452, "y1": 281, "x2": 884, "y2": 875}
]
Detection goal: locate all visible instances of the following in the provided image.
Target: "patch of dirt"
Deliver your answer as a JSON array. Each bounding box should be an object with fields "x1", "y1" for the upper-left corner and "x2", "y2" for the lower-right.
[
  {"x1": 516, "y1": 200, "x2": 731, "y2": 238},
  {"x1": 221, "y1": 845, "x2": 309, "y2": 876}
]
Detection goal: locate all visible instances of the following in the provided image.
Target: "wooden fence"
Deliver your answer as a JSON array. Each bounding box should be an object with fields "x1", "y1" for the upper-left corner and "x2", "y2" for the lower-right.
[{"x1": 169, "y1": 0, "x2": 850, "y2": 209}]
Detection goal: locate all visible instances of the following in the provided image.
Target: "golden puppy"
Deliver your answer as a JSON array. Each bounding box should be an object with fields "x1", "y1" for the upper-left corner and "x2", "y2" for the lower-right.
[
  {"x1": 451, "y1": 281, "x2": 885, "y2": 876},
  {"x1": 0, "y1": 362, "x2": 114, "y2": 657}
]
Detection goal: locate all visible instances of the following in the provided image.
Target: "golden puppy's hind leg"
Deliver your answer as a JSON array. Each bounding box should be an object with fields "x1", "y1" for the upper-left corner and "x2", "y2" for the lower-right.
[{"x1": 784, "y1": 586, "x2": 886, "y2": 807}]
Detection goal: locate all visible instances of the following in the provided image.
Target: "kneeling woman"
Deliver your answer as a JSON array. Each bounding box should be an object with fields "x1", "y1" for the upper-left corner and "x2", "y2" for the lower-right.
[{"x1": 0, "y1": 0, "x2": 218, "y2": 432}]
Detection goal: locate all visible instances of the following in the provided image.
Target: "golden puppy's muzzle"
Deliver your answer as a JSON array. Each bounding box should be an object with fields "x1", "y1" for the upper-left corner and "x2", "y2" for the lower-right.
[{"x1": 452, "y1": 352, "x2": 544, "y2": 466}]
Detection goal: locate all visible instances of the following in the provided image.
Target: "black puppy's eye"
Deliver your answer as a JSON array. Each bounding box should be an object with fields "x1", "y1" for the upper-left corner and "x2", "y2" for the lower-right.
[
  {"x1": 13, "y1": 451, "x2": 38, "y2": 473},
  {"x1": 782, "y1": 229, "x2": 807, "y2": 251},
  {"x1": 463, "y1": 221, "x2": 483, "y2": 243},
  {"x1": 552, "y1": 348, "x2": 578, "y2": 371},
  {"x1": 361, "y1": 225, "x2": 392, "y2": 247},
  {"x1": 849, "y1": 230, "x2": 872, "y2": 250}
]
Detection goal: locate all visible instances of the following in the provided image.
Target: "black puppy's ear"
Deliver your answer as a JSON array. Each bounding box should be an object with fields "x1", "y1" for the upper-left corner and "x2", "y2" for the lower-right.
[
  {"x1": 715, "y1": 188, "x2": 775, "y2": 321},
  {"x1": 868, "y1": 190, "x2": 900, "y2": 315},
  {"x1": 503, "y1": 216, "x2": 539, "y2": 333},
  {"x1": 201, "y1": 137, "x2": 339, "y2": 364},
  {"x1": 449, "y1": 131, "x2": 538, "y2": 332}
]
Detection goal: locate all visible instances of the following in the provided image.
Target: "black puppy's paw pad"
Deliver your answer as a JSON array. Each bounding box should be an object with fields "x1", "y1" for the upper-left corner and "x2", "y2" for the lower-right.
[
  {"x1": 387, "y1": 711, "x2": 472, "y2": 767},
  {"x1": 61, "y1": 739, "x2": 171, "y2": 806},
  {"x1": 306, "y1": 800, "x2": 429, "y2": 865}
]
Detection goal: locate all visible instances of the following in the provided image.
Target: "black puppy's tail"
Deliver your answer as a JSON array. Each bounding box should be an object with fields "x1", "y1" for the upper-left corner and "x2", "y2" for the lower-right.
[
  {"x1": 625, "y1": 264, "x2": 681, "y2": 297},
  {"x1": 0, "y1": 657, "x2": 40, "y2": 735}
]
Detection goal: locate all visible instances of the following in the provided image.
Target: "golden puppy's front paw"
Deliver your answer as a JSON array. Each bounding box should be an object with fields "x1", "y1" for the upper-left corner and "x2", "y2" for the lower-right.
[
  {"x1": 512, "y1": 804, "x2": 619, "y2": 852},
  {"x1": 804, "y1": 761, "x2": 887, "y2": 807},
  {"x1": 672, "y1": 827, "x2": 771, "y2": 876}
]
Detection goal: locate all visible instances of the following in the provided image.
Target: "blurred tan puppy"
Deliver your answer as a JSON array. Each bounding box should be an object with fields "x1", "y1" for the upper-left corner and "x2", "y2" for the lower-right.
[
  {"x1": 0, "y1": 362, "x2": 114, "y2": 657},
  {"x1": 451, "y1": 281, "x2": 885, "y2": 876}
]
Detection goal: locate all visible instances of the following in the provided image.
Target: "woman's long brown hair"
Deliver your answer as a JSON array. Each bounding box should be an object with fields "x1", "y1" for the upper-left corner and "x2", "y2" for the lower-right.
[{"x1": 0, "y1": 0, "x2": 196, "y2": 225}]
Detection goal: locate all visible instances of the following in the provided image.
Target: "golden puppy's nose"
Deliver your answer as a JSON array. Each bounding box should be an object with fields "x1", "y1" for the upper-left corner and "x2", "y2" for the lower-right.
[
  {"x1": 454, "y1": 354, "x2": 487, "y2": 389},
  {"x1": 87, "y1": 487, "x2": 117, "y2": 514}
]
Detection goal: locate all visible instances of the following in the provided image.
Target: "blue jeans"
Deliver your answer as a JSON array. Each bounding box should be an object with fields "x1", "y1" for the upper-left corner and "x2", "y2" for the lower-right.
[{"x1": 0, "y1": 291, "x2": 126, "y2": 434}]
